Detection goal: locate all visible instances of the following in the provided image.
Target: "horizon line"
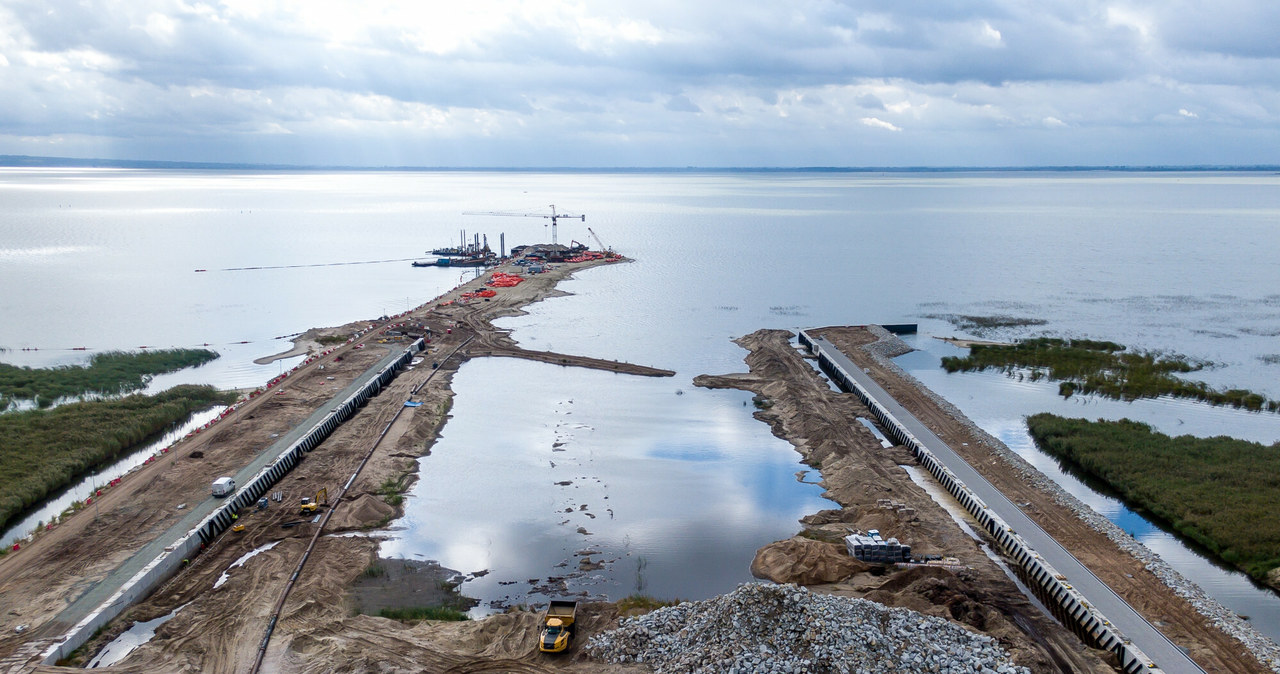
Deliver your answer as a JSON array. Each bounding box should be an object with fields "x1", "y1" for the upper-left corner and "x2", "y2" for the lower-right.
[{"x1": 2, "y1": 154, "x2": 1279, "y2": 173}]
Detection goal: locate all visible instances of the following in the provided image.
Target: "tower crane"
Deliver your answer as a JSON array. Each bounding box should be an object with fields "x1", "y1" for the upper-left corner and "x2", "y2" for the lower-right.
[{"x1": 462, "y1": 204, "x2": 584, "y2": 246}]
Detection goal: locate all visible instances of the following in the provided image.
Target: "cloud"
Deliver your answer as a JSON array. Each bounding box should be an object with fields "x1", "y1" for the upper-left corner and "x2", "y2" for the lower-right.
[
  {"x1": 665, "y1": 94, "x2": 701, "y2": 113},
  {"x1": 855, "y1": 93, "x2": 885, "y2": 110},
  {"x1": 1, "y1": 0, "x2": 1279, "y2": 165},
  {"x1": 860, "y1": 117, "x2": 902, "y2": 132}
]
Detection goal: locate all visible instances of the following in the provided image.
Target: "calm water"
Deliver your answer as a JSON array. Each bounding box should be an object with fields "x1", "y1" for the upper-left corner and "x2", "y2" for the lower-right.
[{"x1": 2, "y1": 169, "x2": 1278, "y2": 636}]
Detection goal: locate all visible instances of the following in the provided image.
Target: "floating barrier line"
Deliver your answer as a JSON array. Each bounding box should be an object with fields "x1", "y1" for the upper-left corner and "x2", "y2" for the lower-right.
[
  {"x1": 8, "y1": 339, "x2": 291, "y2": 353},
  {"x1": 197, "y1": 257, "x2": 428, "y2": 272}
]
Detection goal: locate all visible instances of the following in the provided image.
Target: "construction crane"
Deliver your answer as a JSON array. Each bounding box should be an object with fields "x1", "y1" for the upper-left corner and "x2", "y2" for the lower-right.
[
  {"x1": 463, "y1": 204, "x2": 585, "y2": 246},
  {"x1": 586, "y1": 227, "x2": 610, "y2": 252}
]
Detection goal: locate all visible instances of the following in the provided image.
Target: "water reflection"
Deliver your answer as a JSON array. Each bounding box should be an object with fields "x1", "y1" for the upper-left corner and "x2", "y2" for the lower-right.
[
  {"x1": 380, "y1": 358, "x2": 834, "y2": 611},
  {"x1": 897, "y1": 334, "x2": 1280, "y2": 642}
]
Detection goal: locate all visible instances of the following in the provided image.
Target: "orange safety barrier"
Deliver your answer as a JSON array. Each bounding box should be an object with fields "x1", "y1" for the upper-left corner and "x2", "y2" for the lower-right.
[{"x1": 487, "y1": 272, "x2": 524, "y2": 287}]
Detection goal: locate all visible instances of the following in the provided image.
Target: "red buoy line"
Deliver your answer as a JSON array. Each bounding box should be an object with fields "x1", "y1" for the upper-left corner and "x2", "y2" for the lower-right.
[{"x1": 248, "y1": 335, "x2": 474, "y2": 674}]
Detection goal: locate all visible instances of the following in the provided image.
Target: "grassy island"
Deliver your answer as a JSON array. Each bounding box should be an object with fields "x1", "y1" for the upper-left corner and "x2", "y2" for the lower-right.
[
  {"x1": 941, "y1": 337, "x2": 1279, "y2": 412},
  {"x1": 922, "y1": 314, "x2": 1047, "y2": 336},
  {"x1": 0, "y1": 384, "x2": 236, "y2": 533},
  {"x1": 0, "y1": 348, "x2": 220, "y2": 409},
  {"x1": 1027, "y1": 413, "x2": 1280, "y2": 583}
]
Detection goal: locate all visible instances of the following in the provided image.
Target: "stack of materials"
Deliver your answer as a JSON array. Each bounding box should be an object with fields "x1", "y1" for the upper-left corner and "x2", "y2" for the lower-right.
[{"x1": 845, "y1": 529, "x2": 911, "y2": 563}]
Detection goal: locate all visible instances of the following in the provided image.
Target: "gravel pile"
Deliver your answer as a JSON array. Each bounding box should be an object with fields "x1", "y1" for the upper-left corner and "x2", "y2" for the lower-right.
[
  {"x1": 587, "y1": 583, "x2": 1028, "y2": 674},
  {"x1": 862, "y1": 325, "x2": 1280, "y2": 672}
]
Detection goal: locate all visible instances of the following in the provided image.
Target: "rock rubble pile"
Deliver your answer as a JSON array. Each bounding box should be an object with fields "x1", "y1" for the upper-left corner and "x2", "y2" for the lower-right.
[{"x1": 587, "y1": 584, "x2": 1028, "y2": 674}]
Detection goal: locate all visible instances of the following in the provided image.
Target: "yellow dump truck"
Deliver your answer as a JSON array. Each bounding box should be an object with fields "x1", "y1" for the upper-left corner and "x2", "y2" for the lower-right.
[{"x1": 538, "y1": 600, "x2": 578, "y2": 653}]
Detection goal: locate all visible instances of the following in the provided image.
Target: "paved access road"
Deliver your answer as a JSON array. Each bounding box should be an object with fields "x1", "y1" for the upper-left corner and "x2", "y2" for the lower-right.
[
  {"x1": 812, "y1": 336, "x2": 1204, "y2": 674},
  {"x1": 45, "y1": 345, "x2": 406, "y2": 637}
]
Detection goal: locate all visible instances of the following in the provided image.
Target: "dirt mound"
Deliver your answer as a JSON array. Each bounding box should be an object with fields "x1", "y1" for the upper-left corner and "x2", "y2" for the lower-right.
[
  {"x1": 750, "y1": 537, "x2": 865, "y2": 585},
  {"x1": 327, "y1": 492, "x2": 396, "y2": 530},
  {"x1": 442, "y1": 610, "x2": 543, "y2": 659}
]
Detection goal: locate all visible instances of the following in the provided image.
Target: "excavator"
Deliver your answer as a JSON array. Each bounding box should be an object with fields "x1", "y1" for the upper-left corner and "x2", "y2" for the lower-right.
[{"x1": 300, "y1": 488, "x2": 328, "y2": 515}]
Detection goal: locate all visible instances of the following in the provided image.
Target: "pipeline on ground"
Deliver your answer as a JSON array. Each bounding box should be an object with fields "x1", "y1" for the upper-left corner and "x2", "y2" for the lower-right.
[{"x1": 248, "y1": 335, "x2": 474, "y2": 674}]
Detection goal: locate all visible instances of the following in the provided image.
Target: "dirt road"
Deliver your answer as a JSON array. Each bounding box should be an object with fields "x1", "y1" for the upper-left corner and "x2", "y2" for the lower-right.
[
  {"x1": 0, "y1": 256, "x2": 663, "y2": 673},
  {"x1": 817, "y1": 326, "x2": 1271, "y2": 673}
]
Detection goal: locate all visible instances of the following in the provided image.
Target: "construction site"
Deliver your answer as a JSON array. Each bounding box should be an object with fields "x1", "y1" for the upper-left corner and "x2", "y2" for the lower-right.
[{"x1": 0, "y1": 247, "x2": 1275, "y2": 672}]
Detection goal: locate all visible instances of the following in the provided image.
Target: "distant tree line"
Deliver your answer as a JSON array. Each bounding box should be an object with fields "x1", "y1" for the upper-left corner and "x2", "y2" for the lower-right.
[
  {"x1": 941, "y1": 337, "x2": 1278, "y2": 412},
  {"x1": 1027, "y1": 413, "x2": 1280, "y2": 583}
]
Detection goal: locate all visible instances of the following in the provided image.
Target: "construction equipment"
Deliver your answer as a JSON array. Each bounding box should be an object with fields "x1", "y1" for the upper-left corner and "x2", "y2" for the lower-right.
[
  {"x1": 463, "y1": 205, "x2": 584, "y2": 246},
  {"x1": 538, "y1": 600, "x2": 578, "y2": 653},
  {"x1": 586, "y1": 227, "x2": 610, "y2": 252},
  {"x1": 300, "y1": 488, "x2": 328, "y2": 515}
]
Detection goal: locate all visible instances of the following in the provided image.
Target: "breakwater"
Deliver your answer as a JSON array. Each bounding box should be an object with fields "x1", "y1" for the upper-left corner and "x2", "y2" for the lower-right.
[
  {"x1": 39, "y1": 339, "x2": 423, "y2": 665},
  {"x1": 799, "y1": 329, "x2": 1186, "y2": 674}
]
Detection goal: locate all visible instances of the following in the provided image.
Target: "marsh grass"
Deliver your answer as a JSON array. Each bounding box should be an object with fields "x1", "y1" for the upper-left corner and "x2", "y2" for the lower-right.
[
  {"x1": 1027, "y1": 413, "x2": 1280, "y2": 581},
  {"x1": 942, "y1": 337, "x2": 1279, "y2": 412},
  {"x1": 377, "y1": 475, "x2": 411, "y2": 506},
  {"x1": 0, "y1": 348, "x2": 219, "y2": 409},
  {"x1": 615, "y1": 594, "x2": 682, "y2": 614},
  {"x1": 0, "y1": 384, "x2": 236, "y2": 531}
]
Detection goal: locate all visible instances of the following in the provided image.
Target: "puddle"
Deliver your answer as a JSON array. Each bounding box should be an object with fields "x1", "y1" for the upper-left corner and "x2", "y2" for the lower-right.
[
  {"x1": 213, "y1": 541, "x2": 280, "y2": 589},
  {"x1": 857, "y1": 417, "x2": 894, "y2": 448},
  {"x1": 348, "y1": 557, "x2": 479, "y2": 618},
  {"x1": 86, "y1": 603, "x2": 189, "y2": 668}
]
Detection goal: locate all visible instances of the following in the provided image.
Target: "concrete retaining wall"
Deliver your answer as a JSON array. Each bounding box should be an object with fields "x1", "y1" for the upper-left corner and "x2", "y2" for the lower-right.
[
  {"x1": 42, "y1": 339, "x2": 423, "y2": 665},
  {"x1": 798, "y1": 330, "x2": 1164, "y2": 674},
  {"x1": 196, "y1": 339, "x2": 422, "y2": 545}
]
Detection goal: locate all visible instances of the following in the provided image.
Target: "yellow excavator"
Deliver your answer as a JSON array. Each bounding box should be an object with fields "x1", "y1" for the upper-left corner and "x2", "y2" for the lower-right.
[{"x1": 300, "y1": 488, "x2": 328, "y2": 515}]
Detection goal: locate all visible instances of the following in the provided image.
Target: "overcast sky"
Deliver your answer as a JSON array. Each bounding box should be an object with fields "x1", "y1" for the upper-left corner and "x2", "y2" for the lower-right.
[{"x1": 2, "y1": 0, "x2": 1278, "y2": 167}]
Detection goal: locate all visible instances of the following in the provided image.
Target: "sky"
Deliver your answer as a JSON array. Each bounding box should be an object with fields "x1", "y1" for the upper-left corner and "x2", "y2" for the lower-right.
[{"x1": 1, "y1": 0, "x2": 1278, "y2": 167}]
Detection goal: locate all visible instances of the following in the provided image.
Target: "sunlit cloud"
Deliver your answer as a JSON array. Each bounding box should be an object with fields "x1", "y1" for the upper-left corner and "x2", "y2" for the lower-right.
[
  {"x1": 0, "y1": 1, "x2": 1277, "y2": 166},
  {"x1": 860, "y1": 117, "x2": 902, "y2": 132}
]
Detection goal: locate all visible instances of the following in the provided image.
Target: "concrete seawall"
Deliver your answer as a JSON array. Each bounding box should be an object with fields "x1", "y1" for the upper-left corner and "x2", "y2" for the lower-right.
[
  {"x1": 40, "y1": 339, "x2": 423, "y2": 665},
  {"x1": 799, "y1": 329, "x2": 1190, "y2": 674}
]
